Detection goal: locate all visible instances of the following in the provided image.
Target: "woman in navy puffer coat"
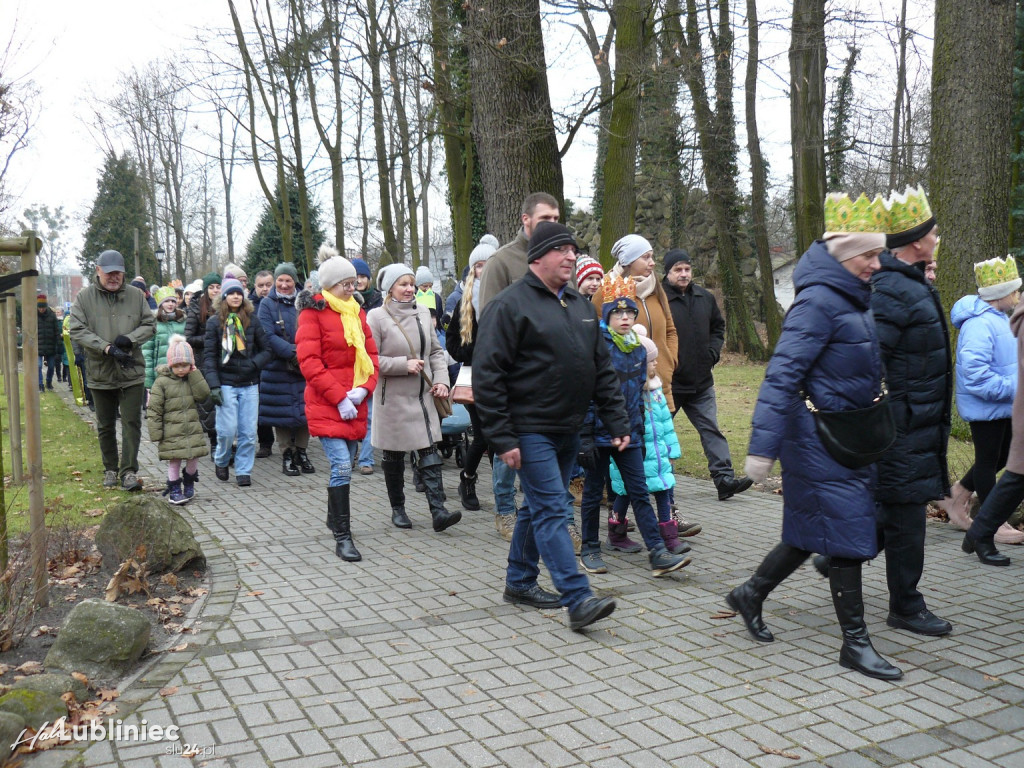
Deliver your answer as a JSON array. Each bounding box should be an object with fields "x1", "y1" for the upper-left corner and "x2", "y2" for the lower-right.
[
  {"x1": 257, "y1": 265, "x2": 311, "y2": 476},
  {"x1": 726, "y1": 235, "x2": 903, "y2": 682}
]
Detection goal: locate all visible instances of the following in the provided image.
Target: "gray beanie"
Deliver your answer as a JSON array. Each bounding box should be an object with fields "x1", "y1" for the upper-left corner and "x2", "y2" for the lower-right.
[
  {"x1": 378, "y1": 263, "x2": 416, "y2": 297},
  {"x1": 611, "y1": 234, "x2": 653, "y2": 267},
  {"x1": 318, "y1": 257, "x2": 356, "y2": 291},
  {"x1": 415, "y1": 265, "x2": 435, "y2": 286},
  {"x1": 469, "y1": 234, "x2": 500, "y2": 269}
]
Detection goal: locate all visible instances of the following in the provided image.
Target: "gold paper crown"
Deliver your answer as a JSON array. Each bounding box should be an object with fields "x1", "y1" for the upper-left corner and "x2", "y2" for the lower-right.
[
  {"x1": 974, "y1": 255, "x2": 1020, "y2": 290},
  {"x1": 601, "y1": 274, "x2": 636, "y2": 306},
  {"x1": 824, "y1": 193, "x2": 890, "y2": 234},
  {"x1": 886, "y1": 185, "x2": 933, "y2": 234}
]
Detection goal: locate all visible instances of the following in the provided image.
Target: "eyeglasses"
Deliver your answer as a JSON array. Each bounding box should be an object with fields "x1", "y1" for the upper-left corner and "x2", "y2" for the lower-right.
[
  {"x1": 608, "y1": 308, "x2": 638, "y2": 318},
  {"x1": 552, "y1": 245, "x2": 578, "y2": 257},
  {"x1": 338, "y1": 280, "x2": 357, "y2": 290}
]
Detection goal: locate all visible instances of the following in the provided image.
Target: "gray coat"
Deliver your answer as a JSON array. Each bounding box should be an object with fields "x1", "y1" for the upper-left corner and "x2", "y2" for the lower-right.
[{"x1": 366, "y1": 300, "x2": 449, "y2": 452}]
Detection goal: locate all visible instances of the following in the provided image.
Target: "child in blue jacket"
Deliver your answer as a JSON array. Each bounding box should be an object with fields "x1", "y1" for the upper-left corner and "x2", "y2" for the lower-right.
[{"x1": 609, "y1": 327, "x2": 689, "y2": 555}]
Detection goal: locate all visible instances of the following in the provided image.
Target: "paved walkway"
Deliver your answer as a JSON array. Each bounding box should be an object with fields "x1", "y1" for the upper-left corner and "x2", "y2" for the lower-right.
[{"x1": 36, "y1": 388, "x2": 1024, "y2": 767}]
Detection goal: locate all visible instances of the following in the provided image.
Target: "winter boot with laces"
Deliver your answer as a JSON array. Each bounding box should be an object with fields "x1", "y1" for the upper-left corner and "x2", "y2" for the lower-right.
[
  {"x1": 458, "y1": 470, "x2": 480, "y2": 511},
  {"x1": 649, "y1": 546, "x2": 691, "y2": 577}
]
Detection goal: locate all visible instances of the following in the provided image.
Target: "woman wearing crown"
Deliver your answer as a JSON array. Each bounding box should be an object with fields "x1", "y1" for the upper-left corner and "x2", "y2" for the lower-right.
[{"x1": 725, "y1": 192, "x2": 903, "y2": 681}]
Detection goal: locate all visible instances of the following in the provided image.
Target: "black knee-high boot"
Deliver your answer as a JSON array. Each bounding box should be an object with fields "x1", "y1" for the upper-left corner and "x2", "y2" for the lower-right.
[
  {"x1": 417, "y1": 451, "x2": 461, "y2": 533},
  {"x1": 830, "y1": 560, "x2": 902, "y2": 680},
  {"x1": 327, "y1": 485, "x2": 361, "y2": 561},
  {"x1": 382, "y1": 456, "x2": 411, "y2": 528},
  {"x1": 726, "y1": 542, "x2": 809, "y2": 642}
]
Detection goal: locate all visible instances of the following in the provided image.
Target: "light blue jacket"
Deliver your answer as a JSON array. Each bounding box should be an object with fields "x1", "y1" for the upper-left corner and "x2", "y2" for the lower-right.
[
  {"x1": 610, "y1": 384, "x2": 680, "y2": 494},
  {"x1": 951, "y1": 294, "x2": 1017, "y2": 422}
]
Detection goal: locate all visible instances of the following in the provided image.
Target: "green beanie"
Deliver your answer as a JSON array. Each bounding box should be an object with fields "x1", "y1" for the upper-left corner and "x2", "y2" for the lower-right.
[{"x1": 202, "y1": 272, "x2": 222, "y2": 292}]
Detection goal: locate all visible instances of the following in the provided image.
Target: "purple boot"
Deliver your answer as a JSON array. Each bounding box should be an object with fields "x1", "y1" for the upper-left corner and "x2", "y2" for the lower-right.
[
  {"x1": 658, "y1": 520, "x2": 691, "y2": 555},
  {"x1": 606, "y1": 516, "x2": 643, "y2": 553}
]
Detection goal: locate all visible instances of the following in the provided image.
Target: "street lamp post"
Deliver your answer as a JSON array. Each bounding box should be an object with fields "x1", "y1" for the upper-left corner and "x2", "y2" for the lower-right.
[{"x1": 155, "y1": 247, "x2": 165, "y2": 285}]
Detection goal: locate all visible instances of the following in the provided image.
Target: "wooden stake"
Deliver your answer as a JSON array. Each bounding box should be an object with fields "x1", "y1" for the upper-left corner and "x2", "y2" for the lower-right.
[{"x1": 5, "y1": 295, "x2": 22, "y2": 484}]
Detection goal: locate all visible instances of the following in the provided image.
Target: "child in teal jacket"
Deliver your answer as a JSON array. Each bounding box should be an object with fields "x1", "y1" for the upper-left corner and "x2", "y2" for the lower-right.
[{"x1": 610, "y1": 328, "x2": 689, "y2": 555}]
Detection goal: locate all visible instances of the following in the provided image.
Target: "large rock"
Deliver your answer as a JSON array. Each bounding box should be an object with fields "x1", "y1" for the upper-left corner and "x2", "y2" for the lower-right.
[
  {"x1": 0, "y1": 689, "x2": 66, "y2": 729},
  {"x1": 0, "y1": 711, "x2": 27, "y2": 762},
  {"x1": 95, "y1": 495, "x2": 205, "y2": 574},
  {"x1": 13, "y1": 672, "x2": 90, "y2": 704},
  {"x1": 44, "y1": 600, "x2": 150, "y2": 683}
]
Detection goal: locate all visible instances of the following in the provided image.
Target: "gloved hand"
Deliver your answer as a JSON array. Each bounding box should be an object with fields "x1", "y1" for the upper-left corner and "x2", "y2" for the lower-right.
[
  {"x1": 577, "y1": 433, "x2": 599, "y2": 472},
  {"x1": 106, "y1": 345, "x2": 133, "y2": 368},
  {"x1": 744, "y1": 455, "x2": 774, "y2": 483},
  {"x1": 337, "y1": 398, "x2": 357, "y2": 420},
  {"x1": 113, "y1": 335, "x2": 133, "y2": 351},
  {"x1": 346, "y1": 387, "x2": 368, "y2": 406},
  {"x1": 210, "y1": 388, "x2": 223, "y2": 406}
]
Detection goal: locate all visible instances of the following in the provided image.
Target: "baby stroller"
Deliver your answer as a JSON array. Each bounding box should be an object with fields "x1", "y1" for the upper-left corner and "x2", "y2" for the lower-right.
[{"x1": 438, "y1": 403, "x2": 471, "y2": 467}]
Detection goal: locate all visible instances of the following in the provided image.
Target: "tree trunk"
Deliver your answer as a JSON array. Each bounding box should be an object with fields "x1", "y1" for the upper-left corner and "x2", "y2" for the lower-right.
[
  {"x1": 364, "y1": 0, "x2": 399, "y2": 262},
  {"x1": 599, "y1": 0, "x2": 652, "y2": 267},
  {"x1": 789, "y1": 0, "x2": 826, "y2": 256},
  {"x1": 466, "y1": 0, "x2": 564, "y2": 241},
  {"x1": 931, "y1": 0, "x2": 1015, "y2": 312},
  {"x1": 387, "y1": 26, "x2": 420, "y2": 266},
  {"x1": 745, "y1": 0, "x2": 781, "y2": 348},
  {"x1": 889, "y1": 0, "x2": 909, "y2": 190},
  {"x1": 576, "y1": 1, "x2": 615, "y2": 220}
]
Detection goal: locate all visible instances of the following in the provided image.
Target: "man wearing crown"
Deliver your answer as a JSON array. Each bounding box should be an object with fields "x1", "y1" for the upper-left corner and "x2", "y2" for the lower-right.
[{"x1": 869, "y1": 185, "x2": 953, "y2": 638}]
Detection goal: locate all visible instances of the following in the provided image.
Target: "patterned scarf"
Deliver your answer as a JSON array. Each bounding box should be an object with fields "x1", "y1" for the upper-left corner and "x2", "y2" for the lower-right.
[
  {"x1": 322, "y1": 290, "x2": 374, "y2": 388},
  {"x1": 221, "y1": 313, "x2": 247, "y2": 365},
  {"x1": 607, "y1": 325, "x2": 640, "y2": 354}
]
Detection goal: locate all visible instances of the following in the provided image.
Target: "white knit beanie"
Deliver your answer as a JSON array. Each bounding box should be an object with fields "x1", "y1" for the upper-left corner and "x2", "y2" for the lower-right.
[
  {"x1": 378, "y1": 263, "x2": 416, "y2": 297},
  {"x1": 318, "y1": 257, "x2": 357, "y2": 291},
  {"x1": 415, "y1": 265, "x2": 435, "y2": 286},
  {"x1": 468, "y1": 235, "x2": 500, "y2": 269}
]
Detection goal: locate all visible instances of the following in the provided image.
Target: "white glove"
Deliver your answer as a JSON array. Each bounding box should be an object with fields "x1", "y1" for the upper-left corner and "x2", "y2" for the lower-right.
[
  {"x1": 744, "y1": 455, "x2": 775, "y2": 484},
  {"x1": 346, "y1": 387, "x2": 368, "y2": 405},
  {"x1": 337, "y1": 398, "x2": 357, "y2": 420}
]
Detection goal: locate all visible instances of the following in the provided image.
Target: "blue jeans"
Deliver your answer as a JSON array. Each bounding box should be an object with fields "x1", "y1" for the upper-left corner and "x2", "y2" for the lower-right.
[
  {"x1": 320, "y1": 437, "x2": 358, "y2": 487},
  {"x1": 492, "y1": 458, "x2": 518, "y2": 517},
  {"x1": 581, "y1": 446, "x2": 662, "y2": 556},
  {"x1": 215, "y1": 384, "x2": 259, "y2": 475},
  {"x1": 357, "y1": 400, "x2": 375, "y2": 467},
  {"x1": 506, "y1": 432, "x2": 591, "y2": 611},
  {"x1": 614, "y1": 488, "x2": 671, "y2": 523},
  {"x1": 38, "y1": 354, "x2": 57, "y2": 388},
  {"x1": 674, "y1": 386, "x2": 734, "y2": 482}
]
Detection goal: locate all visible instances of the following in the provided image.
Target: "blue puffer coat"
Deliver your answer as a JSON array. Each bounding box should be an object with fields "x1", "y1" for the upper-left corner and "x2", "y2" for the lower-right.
[
  {"x1": 951, "y1": 295, "x2": 1016, "y2": 423},
  {"x1": 256, "y1": 288, "x2": 307, "y2": 429},
  {"x1": 748, "y1": 242, "x2": 884, "y2": 559},
  {"x1": 584, "y1": 326, "x2": 646, "y2": 448},
  {"x1": 611, "y1": 384, "x2": 679, "y2": 494}
]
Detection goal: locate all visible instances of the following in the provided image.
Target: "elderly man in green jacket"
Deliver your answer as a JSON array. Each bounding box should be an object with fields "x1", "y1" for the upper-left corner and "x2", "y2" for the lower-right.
[{"x1": 70, "y1": 250, "x2": 156, "y2": 491}]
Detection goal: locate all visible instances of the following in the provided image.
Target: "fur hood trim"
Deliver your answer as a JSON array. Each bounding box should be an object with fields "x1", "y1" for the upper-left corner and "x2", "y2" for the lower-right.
[{"x1": 295, "y1": 289, "x2": 325, "y2": 312}]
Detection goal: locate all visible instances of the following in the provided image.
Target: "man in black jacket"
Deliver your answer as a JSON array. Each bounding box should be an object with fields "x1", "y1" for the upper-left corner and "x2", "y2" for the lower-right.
[
  {"x1": 475, "y1": 222, "x2": 626, "y2": 632},
  {"x1": 871, "y1": 186, "x2": 952, "y2": 637},
  {"x1": 663, "y1": 249, "x2": 752, "y2": 502}
]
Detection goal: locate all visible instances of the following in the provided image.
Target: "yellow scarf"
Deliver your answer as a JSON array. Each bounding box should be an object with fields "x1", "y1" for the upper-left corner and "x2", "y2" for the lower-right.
[{"x1": 322, "y1": 291, "x2": 373, "y2": 388}]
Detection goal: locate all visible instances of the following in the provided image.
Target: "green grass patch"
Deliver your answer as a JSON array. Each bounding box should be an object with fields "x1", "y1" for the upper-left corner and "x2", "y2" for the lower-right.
[
  {"x1": 0, "y1": 372, "x2": 121, "y2": 536},
  {"x1": 672, "y1": 356, "x2": 975, "y2": 480}
]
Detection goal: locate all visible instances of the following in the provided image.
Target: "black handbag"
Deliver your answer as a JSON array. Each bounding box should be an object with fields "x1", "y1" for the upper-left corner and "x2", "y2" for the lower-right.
[{"x1": 803, "y1": 381, "x2": 896, "y2": 469}]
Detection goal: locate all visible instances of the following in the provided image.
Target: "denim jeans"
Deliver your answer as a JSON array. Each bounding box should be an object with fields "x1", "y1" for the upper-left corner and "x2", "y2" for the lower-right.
[
  {"x1": 581, "y1": 446, "x2": 662, "y2": 556},
  {"x1": 492, "y1": 458, "x2": 518, "y2": 517},
  {"x1": 674, "y1": 386, "x2": 734, "y2": 481},
  {"x1": 215, "y1": 384, "x2": 259, "y2": 475},
  {"x1": 357, "y1": 399, "x2": 375, "y2": 468},
  {"x1": 320, "y1": 437, "x2": 358, "y2": 487},
  {"x1": 38, "y1": 354, "x2": 57, "y2": 388},
  {"x1": 614, "y1": 488, "x2": 671, "y2": 523},
  {"x1": 506, "y1": 432, "x2": 591, "y2": 611}
]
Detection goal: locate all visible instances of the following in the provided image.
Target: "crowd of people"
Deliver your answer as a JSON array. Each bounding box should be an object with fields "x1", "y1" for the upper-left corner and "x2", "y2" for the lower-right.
[{"x1": 63, "y1": 183, "x2": 1016, "y2": 661}]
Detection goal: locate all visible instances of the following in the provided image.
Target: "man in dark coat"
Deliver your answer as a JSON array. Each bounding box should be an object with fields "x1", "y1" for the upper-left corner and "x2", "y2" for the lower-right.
[
  {"x1": 36, "y1": 293, "x2": 62, "y2": 392},
  {"x1": 871, "y1": 186, "x2": 952, "y2": 637},
  {"x1": 475, "y1": 221, "x2": 626, "y2": 632},
  {"x1": 663, "y1": 249, "x2": 752, "y2": 502}
]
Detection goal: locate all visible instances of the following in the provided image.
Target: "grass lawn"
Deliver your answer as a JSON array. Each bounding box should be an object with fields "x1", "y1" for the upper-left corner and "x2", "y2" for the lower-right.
[
  {"x1": 0, "y1": 370, "x2": 121, "y2": 537},
  {"x1": 672, "y1": 354, "x2": 975, "y2": 481}
]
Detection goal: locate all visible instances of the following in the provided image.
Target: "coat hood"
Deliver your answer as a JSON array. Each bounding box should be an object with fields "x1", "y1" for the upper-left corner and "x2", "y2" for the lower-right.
[
  {"x1": 295, "y1": 289, "x2": 325, "y2": 312},
  {"x1": 1011, "y1": 298, "x2": 1024, "y2": 337},
  {"x1": 792, "y1": 241, "x2": 872, "y2": 309},
  {"x1": 951, "y1": 294, "x2": 1001, "y2": 330}
]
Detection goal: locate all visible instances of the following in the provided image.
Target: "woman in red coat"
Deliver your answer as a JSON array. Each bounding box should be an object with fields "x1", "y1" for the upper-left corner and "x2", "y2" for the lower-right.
[{"x1": 296, "y1": 254, "x2": 379, "y2": 562}]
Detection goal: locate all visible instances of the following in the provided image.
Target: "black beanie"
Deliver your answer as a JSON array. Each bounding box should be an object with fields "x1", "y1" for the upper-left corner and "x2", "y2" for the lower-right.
[
  {"x1": 664, "y1": 248, "x2": 692, "y2": 273},
  {"x1": 527, "y1": 221, "x2": 577, "y2": 263}
]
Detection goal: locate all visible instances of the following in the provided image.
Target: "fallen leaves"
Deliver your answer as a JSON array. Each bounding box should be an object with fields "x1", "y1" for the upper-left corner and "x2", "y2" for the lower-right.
[
  {"x1": 159, "y1": 686, "x2": 178, "y2": 697},
  {"x1": 757, "y1": 744, "x2": 801, "y2": 759},
  {"x1": 246, "y1": 590, "x2": 264, "y2": 597},
  {"x1": 97, "y1": 688, "x2": 119, "y2": 702},
  {"x1": 710, "y1": 610, "x2": 737, "y2": 620}
]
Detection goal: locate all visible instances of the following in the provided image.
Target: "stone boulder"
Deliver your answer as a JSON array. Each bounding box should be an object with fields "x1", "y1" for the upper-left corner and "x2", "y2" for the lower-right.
[
  {"x1": 95, "y1": 495, "x2": 205, "y2": 574},
  {"x1": 13, "y1": 672, "x2": 90, "y2": 704},
  {"x1": 0, "y1": 711, "x2": 27, "y2": 762},
  {"x1": 44, "y1": 600, "x2": 150, "y2": 683},
  {"x1": 0, "y1": 689, "x2": 66, "y2": 729}
]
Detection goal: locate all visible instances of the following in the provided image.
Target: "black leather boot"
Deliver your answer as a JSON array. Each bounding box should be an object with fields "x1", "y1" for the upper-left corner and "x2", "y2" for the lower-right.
[
  {"x1": 282, "y1": 447, "x2": 300, "y2": 477},
  {"x1": 962, "y1": 534, "x2": 1011, "y2": 566},
  {"x1": 382, "y1": 457, "x2": 411, "y2": 528},
  {"x1": 328, "y1": 485, "x2": 361, "y2": 561},
  {"x1": 458, "y1": 470, "x2": 480, "y2": 511},
  {"x1": 830, "y1": 561, "x2": 902, "y2": 680},
  {"x1": 418, "y1": 452, "x2": 461, "y2": 532},
  {"x1": 411, "y1": 452, "x2": 426, "y2": 492},
  {"x1": 295, "y1": 447, "x2": 316, "y2": 474},
  {"x1": 726, "y1": 542, "x2": 809, "y2": 642}
]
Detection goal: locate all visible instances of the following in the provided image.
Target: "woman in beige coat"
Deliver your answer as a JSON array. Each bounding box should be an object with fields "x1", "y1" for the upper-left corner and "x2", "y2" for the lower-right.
[
  {"x1": 594, "y1": 234, "x2": 679, "y2": 411},
  {"x1": 367, "y1": 263, "x2": 460, "y2": 533}
]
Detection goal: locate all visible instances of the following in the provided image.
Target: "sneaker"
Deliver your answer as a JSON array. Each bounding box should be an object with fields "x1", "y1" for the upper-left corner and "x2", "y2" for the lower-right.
[
  {"x1": 236, "y1": 475, "x2": 252, "y2": 487},
  {"x1": 103, "y1": 470, "x2": 118, "y2": 488},
  {"x1": 495, "y1": 512, "x2": 516, "y2": 542},
  {"x1": 215, "y1": 465, "x2": 229, "y2": 482},
  {"x1": 359, "y1": 465, "x2": 375, "y2": 475},
  {"x1": 671, "y1": 506, "x2": 702, "y2": 537},
  {"x1": 255, "y1": 443, "x2": 273, "y2": 459},
  {"x1": 568, "y1": 523, "x2": 582, "y2": 555},
  {"x1": 579, "y1": 551, "x2": 608, "y2": 574},
  {"x1": 121, "y1": 472, "x2": 143, "y2": 492},
  {"x1": 650, "y1": 549, "x2": 691, "y2": 578}
]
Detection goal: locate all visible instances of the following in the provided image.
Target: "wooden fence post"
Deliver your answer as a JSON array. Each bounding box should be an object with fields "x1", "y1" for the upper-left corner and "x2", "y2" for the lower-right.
[{"x1": 3, "y1": 294, "x2": 22, "y2": 483}]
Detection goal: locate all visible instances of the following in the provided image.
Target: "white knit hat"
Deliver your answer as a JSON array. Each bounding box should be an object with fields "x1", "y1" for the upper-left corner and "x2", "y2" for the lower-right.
[
  {"x1": 318, "y1": 257, "x2": 357, "y2": 291},
  {"x1": 378, "y1": 263, "x2": 416, "y2": 296},
  {"x1": 468, "y1": 235, "x2": 499, "y2": 269},
  {"x1": 415, "y1": 265, "x2": 435, "y2": 286}
]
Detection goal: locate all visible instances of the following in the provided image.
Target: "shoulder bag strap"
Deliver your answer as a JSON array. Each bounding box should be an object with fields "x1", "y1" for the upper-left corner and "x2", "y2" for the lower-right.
[{"x1": 385, "y1": 304, "x2": 435, "y2": 389}]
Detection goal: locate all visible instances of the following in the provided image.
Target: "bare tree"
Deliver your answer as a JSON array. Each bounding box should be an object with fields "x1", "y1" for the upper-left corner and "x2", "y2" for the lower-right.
[{"x1": 790, "y1": 0, "x2": 826, "y2": 256}]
